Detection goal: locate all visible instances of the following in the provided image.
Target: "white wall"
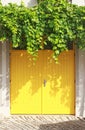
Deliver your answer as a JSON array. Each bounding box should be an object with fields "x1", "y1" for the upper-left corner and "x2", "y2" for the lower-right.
[
  {"x1": 1, "y1": 0, "x2": 37, "y2": 7},
  {"x1": 72, "y1": 0, "x2": 85, "y2": 6},
  {"x1": 0, "y1": 43, "x2": 2, "y2": 109},
  {"x1": 2, "y1": 0, "x2": 85, "y2": 7},
  {"x1": 75, "y1": 49, "x2": 85, "y2": 117},
  {"x1": 0, "y1": 42, "x2": 10, "y2": 116}
]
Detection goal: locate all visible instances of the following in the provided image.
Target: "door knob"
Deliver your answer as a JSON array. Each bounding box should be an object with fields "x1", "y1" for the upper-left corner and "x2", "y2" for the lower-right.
[{"x1": 44, "y1": 79, "x2": 47, "y2": 87}]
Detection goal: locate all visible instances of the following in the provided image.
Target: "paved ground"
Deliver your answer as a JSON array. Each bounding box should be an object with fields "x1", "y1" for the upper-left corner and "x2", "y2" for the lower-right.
[{"x1": 0, "y1": 115, "x2": 85, "y2": 130}]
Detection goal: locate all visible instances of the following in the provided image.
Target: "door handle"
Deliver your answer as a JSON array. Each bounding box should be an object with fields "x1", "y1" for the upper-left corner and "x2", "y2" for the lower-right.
[{"x1": 44, "y1": 79, "x2": 47, "y2": 87}]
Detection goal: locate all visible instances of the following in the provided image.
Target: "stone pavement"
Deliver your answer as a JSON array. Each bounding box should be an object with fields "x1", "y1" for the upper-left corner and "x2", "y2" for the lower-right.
[{"x1": 0, "y1": 115, "x2": 85, "y2": 130}]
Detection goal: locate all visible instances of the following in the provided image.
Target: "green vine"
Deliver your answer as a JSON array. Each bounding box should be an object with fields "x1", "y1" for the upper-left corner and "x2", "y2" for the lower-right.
[{"x1": 0, "y1": 0, "x2": 85, "y2": 60}]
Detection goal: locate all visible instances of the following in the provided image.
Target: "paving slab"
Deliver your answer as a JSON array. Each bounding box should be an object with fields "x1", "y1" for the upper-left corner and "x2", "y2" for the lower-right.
[{"x1": 0, "y1": 115, "x2": 85, "y2": 130}]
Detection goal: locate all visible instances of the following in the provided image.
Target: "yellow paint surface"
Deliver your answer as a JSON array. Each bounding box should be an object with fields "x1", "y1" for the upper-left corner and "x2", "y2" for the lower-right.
[
  {"x1": 10, "y1": 50, "x2": 74, "y2": 114},
  {"x1": 42, "y1": 51, "x2": 74, "y2": 114}
]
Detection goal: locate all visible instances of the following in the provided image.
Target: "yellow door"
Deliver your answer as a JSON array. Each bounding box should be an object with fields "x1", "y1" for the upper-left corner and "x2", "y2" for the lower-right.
[
  {"x1": 10, "y1": 51, "x2": 43, "y2": 114},
  {"x1": 42, "y1": 50, "x2": 74, "y2": 114},
  {"x1": 10, "y1": 50, "x2": 74, "y2": 114}
]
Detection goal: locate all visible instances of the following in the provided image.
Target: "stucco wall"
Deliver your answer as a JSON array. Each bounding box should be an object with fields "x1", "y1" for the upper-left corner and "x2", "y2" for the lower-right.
[
  {"x1": 0, "y1": 42, "x2": 10, "y2": 115},
  {"x1": 1, "y1": 0, "x2": 37, "y2": 7},
  {"x1": 72, "y1": 0, "x2": 85, "y2": 6},
  {"x1": 75, "y1": 49, "x2": 85, "y2": 117},
  {"x1": 0, "y1": 43, "x2": 2, "y2": 108}
]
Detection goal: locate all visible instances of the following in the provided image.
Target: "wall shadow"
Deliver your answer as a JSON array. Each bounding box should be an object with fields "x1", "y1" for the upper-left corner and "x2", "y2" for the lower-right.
[{"x1": 39, "y1": 119, "x2": 85, "y2": 130}]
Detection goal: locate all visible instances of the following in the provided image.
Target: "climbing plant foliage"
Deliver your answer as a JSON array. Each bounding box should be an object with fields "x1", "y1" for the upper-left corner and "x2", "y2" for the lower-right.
[{"x1": 0, "y1": 0, "x2": 85, "y2": 60}]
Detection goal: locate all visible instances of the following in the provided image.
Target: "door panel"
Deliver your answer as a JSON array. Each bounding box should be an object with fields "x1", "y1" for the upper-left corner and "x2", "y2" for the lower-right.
[
  {"x1": 10, "y1": 51, "x2": 42, "y2": 114},
  {"x1": 42, "y1": 50, "x2": 74, "y2": 114}
]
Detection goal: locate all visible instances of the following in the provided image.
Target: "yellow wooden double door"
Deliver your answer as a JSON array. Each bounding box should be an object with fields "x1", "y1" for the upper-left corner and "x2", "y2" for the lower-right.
[{"x1": 10, "y1": 50, "x2": 75, "y2": 114}]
